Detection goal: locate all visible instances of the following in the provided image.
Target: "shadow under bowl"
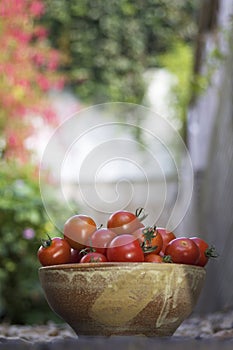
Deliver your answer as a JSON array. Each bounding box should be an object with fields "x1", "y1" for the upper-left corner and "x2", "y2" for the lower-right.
[{"x1": 39, "y1": 262, "x2": 205, "y2": 337}]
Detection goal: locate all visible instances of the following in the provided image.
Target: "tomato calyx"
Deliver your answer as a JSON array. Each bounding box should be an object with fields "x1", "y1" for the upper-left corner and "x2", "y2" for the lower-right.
[
  {"x1": 205, "y1": 245, "x2": 219, "y2": 259},
  {"x1": 79, "y1": 246, "x2": 95, "y2": 255},
  {"x1": 89, "y1": 256, "x2": 102, "y2": 263},
  {"x1": 135, "y1": 207, "x2": 148, "y2": 222},
  {"x1": 162, "y1": 255, "x2": 173, "y2": 263},
  {"x1": 80, "y1": 251, "x2": 107, "y2": 263},
  {"x1": 141, "y1": 225, "x2": 158, "y2": 253},
  {"x1": 41, "y1": 234, "x2": 53, "y2": 248}
]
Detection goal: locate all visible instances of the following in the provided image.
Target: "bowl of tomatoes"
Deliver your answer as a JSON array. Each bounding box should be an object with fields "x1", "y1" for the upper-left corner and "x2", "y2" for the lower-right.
[{"x1": 38, "y1": 208, "x2": 218, "y2": 337}]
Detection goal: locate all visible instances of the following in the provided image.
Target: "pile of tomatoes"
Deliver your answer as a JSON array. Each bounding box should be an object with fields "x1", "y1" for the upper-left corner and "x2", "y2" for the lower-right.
[{"x1": 37, "y1": 208, "x2": 218, "y2": 268}]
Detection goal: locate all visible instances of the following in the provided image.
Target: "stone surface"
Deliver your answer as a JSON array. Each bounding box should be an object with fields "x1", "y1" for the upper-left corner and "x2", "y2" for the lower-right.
[{"x1": 0, "y1": 309, "x2": 233, "y2": 349}]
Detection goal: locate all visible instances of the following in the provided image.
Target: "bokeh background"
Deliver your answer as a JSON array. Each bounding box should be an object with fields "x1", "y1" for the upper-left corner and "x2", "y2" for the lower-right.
[{"x1": 0, "y1": 0, "x2": 232, "y2": 324}]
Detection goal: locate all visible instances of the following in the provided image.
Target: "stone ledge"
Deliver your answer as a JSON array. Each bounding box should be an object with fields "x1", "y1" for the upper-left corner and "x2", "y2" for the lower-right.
[
  {"x1": 0, "y1": 309, "x2": 233, "y2": 349},
  {"x1": 0, "y1": 337, "x2": 233, "y2": 350}
]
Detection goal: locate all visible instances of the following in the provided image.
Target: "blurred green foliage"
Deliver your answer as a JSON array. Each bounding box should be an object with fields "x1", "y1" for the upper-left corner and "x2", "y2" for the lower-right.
[
  {"x1": 42, "y1": 0, "x2": 200, "y2": 104},
  {"x1": 0, "y1": 161, "x2": 64, "y2": 324},
  {"x1": 158, "y1": 40, "x2": 194, "y2": 135}
]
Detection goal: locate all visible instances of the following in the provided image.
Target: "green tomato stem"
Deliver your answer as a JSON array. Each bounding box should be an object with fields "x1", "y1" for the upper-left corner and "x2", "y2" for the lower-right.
[
  {"x1": 135, "y1": 207, "x2": 148, "y2": 221},
  {"x1": 41, "y1": 234, "x2": 52, "y2": 248}
]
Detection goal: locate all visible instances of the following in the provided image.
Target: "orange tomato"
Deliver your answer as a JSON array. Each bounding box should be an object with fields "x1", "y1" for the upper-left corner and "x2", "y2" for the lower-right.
[
  {"x1": 156, "y1": 227, "x2": 176, "y2": 255},
  {"x1": 133, "y1": 225, "x2": 163, "y2": 255},
  {"x1": 144, "y1": 253, "x2": 163, "y2": 263}
]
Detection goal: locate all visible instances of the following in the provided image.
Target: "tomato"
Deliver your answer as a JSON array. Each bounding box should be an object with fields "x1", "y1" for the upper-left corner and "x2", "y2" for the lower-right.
[
  {"x1": 106, "y1": 234, "x2": 144, "y2": 262},
  {"x1": 165, "y1": 237, "x2": 200, "y2": 265},
  {"x1": 69, "y1": 248, "x2": 82, "y2": 263},
  {"x1": 156, "y1": 227, "x2": 176, "y2": 255},
  {"x1": 190, "y1": 237, "x2": 219, "y2": 267},
  {"x1": 37, "y1": 236, "x2": 71, "y2": 266},
  {"x1": 87, "y1": 228, "x2": 116, "y2": 255},
  {"x1": 133, "y1": 225, "x2": 163, "y2": 255},
  {"x1": 64, "y1": 214, "x2": 97, "y2": 251},
  {"x1": 144, "y1": 253, "x2": 163, "y2": 263},
  {"x1": 107, "y1": 208, "x2": 146, "y2": 235},
  {"x1": 80, "y1": 252, "x2": 107, "y2": 263}
]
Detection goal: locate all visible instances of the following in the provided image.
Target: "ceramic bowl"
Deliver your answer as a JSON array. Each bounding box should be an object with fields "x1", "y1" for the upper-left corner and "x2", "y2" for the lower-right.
[{"x1": 39, "y1": 263, "x2": 205, "y2": 337}]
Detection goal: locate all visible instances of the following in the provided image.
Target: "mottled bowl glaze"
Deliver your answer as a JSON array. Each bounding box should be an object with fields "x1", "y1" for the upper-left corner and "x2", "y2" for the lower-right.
[{"x1": 39, "y1": 263, "x2": 205, "y2": 337}]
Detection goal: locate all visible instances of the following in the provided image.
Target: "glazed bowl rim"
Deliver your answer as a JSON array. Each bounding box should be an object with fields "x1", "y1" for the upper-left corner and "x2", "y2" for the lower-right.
[{"x1": 39, "y1": 262, "x2": 206, "y2": 272}]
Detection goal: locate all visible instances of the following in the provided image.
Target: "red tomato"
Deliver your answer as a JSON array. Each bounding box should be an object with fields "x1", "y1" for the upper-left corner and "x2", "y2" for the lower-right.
[
  {"x1": 87, "y1": 228, "x2": 116, "y2": 255},
  {"x1": 133, "y1": 226, "x2": 163, "y2": 255},
  {"x1": 69, "y1": 248, "x2": 82, "y2": 263},
  {"x1": 37, "y1": 236, "x2": 71, "y2": 266},
  {"x1": 107, "y1": 208, "x2": 146, "y2": 235},
  {"x1": 190, "y1": 237, "x2": 219, "y2": 267},
  {"x1": 80, "y1": 252, "x2": 107, "y2": 263},
  {"x1": 156, "y1": 227, "x2": 176, "y2": 255},
  {"x1": 144, "y1": 253, "x2": 163, "y2": 263},
  {"x1": 64, "y1": 214, "x2": 97, "y2": 251},
  {"x1": 165, "y1": 237, "x2": 200, "y2": 265},
  {"x1": 106, "y1": 234, "x2": 144, "y2": 262}
]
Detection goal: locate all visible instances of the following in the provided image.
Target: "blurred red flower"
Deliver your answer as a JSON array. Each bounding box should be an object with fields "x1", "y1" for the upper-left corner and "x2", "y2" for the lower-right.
[{"x1": 0, "y1": 0, "x2": 66, "y2": 162}]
